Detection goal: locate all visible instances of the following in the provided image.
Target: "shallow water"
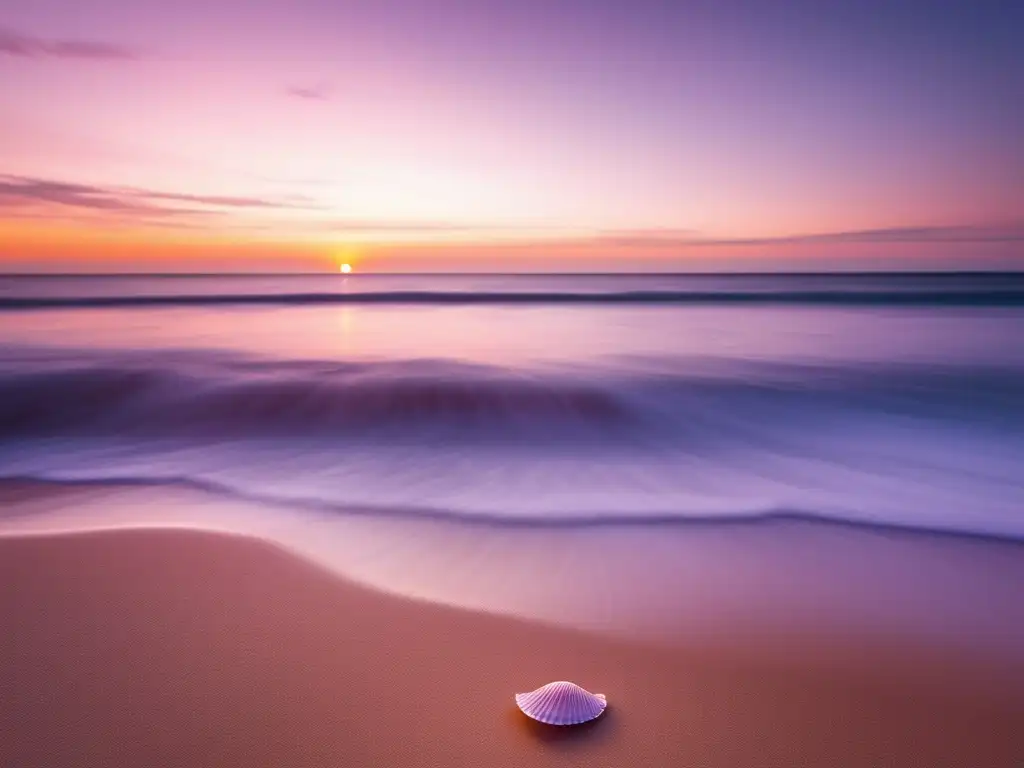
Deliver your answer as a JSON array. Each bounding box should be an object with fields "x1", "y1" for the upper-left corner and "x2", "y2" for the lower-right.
[{"x1": 3, "y1": 479, "x2": 1023, "y2": 670}]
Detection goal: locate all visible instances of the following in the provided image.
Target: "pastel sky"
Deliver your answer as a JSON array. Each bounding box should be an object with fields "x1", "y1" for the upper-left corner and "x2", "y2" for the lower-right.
[{"x1": 1, "y1": 0, "x2": 1021, "y2": 272}]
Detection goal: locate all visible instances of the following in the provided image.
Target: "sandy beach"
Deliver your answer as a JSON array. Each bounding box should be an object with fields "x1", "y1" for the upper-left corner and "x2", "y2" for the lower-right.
[{"x1": 2, "y1": 523, "x2": 1021, "y2": 767}]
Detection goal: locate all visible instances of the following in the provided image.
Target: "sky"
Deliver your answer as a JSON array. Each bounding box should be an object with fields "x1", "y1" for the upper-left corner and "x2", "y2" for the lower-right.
[{"x1": 1, "y1": 0, "x2": 1022, "y2": 272}]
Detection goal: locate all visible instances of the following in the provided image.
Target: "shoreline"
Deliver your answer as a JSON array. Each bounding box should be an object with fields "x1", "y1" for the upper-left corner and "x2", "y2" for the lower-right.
[
  {"x1": 4, "y1": 473, "x2": 1024, "y2": 545},
  {"x1": 3, "y1": 477, "x2": 1024, "y2": 669}
]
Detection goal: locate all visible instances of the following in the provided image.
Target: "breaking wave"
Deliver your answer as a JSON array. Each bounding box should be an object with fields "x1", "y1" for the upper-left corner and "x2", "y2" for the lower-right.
[{"x1": 1, "y1": 350, "x2": 1021, "y2": 442}]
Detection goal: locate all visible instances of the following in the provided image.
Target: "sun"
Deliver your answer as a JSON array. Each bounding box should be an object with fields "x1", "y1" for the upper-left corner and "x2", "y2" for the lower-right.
[{"x1": 333, "y1": 244, "x2": 361, "y2": 273}]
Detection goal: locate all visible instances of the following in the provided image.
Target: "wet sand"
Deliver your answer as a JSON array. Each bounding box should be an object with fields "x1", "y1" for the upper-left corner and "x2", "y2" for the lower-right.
[{"x1": 1, "y1": 524, "x2": 1021, "y2": 767}]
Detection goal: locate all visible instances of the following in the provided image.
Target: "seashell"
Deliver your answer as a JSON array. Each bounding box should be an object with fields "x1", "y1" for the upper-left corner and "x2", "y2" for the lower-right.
[{"x1": 514, "y1": 681, "x2": 607, "y2": 725}]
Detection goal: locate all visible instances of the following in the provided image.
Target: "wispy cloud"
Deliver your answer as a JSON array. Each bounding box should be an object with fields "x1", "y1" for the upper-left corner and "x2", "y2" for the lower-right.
[
  {"x1": 0, "y1": 27, "x2": 140, "y2": 61},
  {"x1": 594, "y1": 224, "x2": 1024, "y2": 247},
  {"x1": 0, "y1": 175, "x2": 322, "y2": 228},
  {"x1": 0, "y1": 176, "x2": 149, "y2": 212},
  {"x1": 285, "y1": 84, "x2": 332, "y2": 101},
  {"x1": 778, "y1": 225, "x2": 1024, "y2": 245},
  {"x1": 131, "y1": 189, "x2": 319, "y2": 209}
]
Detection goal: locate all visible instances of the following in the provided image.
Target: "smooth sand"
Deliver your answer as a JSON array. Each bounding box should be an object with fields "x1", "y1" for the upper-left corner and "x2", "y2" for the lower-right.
[{"x1": 1, "y1": 527, "x2": 1021, "y2": 767}]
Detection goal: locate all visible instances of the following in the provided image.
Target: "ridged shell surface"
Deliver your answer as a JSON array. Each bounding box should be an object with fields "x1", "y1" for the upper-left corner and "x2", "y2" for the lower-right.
[{"x1": 515, "y1": 681, "x2": 607, "y2": 725}]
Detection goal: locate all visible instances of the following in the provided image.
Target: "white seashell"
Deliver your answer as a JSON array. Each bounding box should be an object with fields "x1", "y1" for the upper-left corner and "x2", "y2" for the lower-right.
[{"x1": 515, "y1": 681, "x2": 607, "y2": 725}]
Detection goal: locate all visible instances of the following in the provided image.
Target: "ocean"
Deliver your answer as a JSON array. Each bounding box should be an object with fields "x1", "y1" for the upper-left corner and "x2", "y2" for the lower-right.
[{"x1": 1, "y1": 273, "x2": 1022, "y2": 654}]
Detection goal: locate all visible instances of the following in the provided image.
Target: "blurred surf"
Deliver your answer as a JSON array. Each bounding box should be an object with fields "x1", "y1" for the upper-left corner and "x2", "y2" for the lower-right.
[{"x1": 0, "y1": 273, "x2": 1021, "y2": 540}]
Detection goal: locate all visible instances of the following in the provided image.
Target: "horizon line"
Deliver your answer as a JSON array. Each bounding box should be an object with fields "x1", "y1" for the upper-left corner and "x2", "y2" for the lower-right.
[{"x1": 2, "y1": 269, "x2": 1023, "y2": 278}]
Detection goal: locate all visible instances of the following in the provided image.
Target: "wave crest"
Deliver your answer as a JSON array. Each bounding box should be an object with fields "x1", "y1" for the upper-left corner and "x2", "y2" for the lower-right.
[
  {"x1": 1, "y1": 350, "x2": 1021, "y2": 443},
  {"x1": 2, "y1": 287, "x2": 1024, "y2": 310},
  {"x1": 0, "y1": 357, "x2": 638, "y2": 440}
]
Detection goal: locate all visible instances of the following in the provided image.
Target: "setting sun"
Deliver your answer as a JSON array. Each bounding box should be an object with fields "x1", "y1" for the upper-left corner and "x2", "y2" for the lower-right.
[{"x1": 340, "y1": 263, "x2": 352, "y2": 274}]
